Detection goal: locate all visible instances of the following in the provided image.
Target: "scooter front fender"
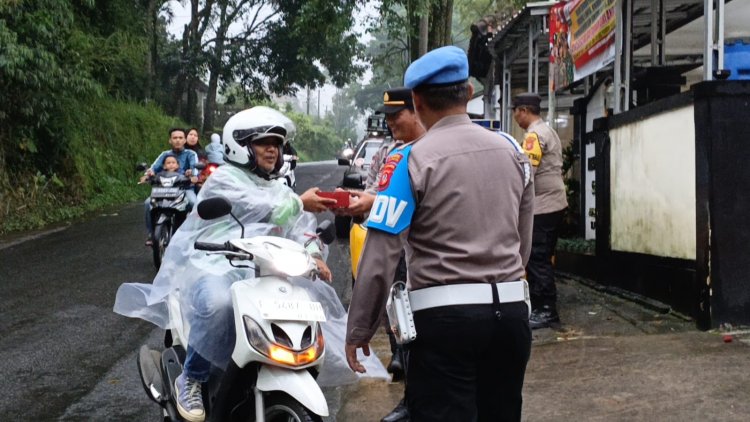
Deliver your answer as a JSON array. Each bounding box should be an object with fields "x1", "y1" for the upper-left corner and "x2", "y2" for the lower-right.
[{"x1": 256, "y1": 365, "x2": 329, "y2": 417}]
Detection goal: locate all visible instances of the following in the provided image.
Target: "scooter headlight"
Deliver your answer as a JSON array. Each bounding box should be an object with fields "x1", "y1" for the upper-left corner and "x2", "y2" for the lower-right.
[{"x1": 243, "y1": 316, "x2": 324, "y2": 367}]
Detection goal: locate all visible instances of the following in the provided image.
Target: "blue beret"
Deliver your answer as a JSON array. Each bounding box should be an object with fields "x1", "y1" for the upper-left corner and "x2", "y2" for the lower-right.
[{"x1": 404, "y1": 46, "x2": 469, "y2": 89}]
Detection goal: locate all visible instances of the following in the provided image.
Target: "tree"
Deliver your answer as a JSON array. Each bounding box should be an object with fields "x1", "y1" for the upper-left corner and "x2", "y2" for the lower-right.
[
  {"x1": 169, "y1": 0, "x2": 366, "y2": 132},
  {"x1": 361, "y1": 1, "x2": 523, "y2": 109},
  {"x1": 327, "y1": 84, "x2": 363, "y2": 143},
  {"x1": 0, "y1": 0, "x2": 100, "y2": 175}
]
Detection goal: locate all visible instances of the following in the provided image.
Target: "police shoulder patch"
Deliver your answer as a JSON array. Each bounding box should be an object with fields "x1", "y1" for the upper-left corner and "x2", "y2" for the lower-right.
[{"x1": 523, "y1": 132, "x2": 542, "y2": 167}]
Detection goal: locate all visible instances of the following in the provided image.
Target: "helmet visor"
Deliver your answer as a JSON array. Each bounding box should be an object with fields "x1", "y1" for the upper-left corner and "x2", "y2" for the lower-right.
[{"x1": 233, "y1": 125, "x2": 286, "y2": 145}]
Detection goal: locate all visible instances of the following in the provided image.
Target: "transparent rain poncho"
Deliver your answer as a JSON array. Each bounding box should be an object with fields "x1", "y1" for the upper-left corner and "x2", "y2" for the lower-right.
[{"x1": 114, "y1": 164, "x2": 386, "y2": 386}]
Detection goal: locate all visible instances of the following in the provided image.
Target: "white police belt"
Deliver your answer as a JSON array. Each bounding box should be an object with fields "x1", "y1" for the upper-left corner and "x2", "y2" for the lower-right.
[{"x1": 409, "y1": 280, "x2": 530, "y2": 312}]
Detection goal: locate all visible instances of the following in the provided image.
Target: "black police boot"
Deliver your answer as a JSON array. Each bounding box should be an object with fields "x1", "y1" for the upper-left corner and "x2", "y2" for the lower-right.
[
  {"x1": 529, "y1": 305, "x2": 560, "y2": 329},
  {"x1": 381, "y1": 398, "x2": 409, "y2": 422}
]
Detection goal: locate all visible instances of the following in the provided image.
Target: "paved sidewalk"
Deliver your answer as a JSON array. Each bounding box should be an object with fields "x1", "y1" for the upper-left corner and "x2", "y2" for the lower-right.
[{"x1": 335, "y1": 275, "x2": 750, "y2": 421}]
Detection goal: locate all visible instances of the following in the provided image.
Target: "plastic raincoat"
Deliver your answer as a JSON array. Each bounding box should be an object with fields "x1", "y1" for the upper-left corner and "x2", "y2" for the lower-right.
[{"x1": 115, "y1": 164, "x2": 386, "y2": 386}]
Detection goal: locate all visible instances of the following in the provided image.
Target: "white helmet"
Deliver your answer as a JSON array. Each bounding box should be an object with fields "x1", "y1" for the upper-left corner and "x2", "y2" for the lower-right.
[{"x1": 221, "y1": 106, "x2": 295, "y2": 177}]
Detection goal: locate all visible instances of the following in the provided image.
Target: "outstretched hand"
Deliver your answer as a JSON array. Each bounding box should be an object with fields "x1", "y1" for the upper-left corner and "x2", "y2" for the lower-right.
[{"x1": 300, "y1": 187, "x2": 337, "y2": 213}]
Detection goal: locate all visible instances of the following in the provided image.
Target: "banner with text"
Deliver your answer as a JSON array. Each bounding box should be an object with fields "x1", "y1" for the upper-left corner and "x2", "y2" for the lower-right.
[{"x1": 549, "y1": 0, "x2": 616, "y2": 91}]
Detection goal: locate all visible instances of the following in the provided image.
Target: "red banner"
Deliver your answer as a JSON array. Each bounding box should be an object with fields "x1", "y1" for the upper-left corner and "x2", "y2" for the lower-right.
[{"x1": 549, "y1": 0, "x2": 616, "y2": 90}]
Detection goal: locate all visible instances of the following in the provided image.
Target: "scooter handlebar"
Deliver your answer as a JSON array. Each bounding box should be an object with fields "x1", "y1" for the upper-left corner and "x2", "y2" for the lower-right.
[{"x1": 194, "y1": 241, "x2": 229, "y2": 251}]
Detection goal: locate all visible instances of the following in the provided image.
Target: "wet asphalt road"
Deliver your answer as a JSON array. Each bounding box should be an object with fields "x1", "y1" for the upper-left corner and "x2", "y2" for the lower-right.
[{"x1": 0, "y1": 161, "x2": 351, "y2": 421}]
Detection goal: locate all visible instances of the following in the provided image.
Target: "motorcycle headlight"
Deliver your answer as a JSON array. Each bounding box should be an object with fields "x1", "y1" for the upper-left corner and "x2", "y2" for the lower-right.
[{"x1": 243, "y1": 316, "x2": 324, "y2": 367}]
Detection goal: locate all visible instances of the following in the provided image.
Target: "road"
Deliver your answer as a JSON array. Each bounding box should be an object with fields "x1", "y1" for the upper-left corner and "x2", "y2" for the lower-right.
[
  {"x1": 0, "y1": 160, "x2": 355, "y2": 421},
  {"x1": 7, "y1": 159, "x2": 748, "y2": 422}
]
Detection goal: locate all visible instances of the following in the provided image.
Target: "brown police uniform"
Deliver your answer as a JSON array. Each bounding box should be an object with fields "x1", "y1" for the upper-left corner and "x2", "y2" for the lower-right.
[
  {"x1": 522, "y1": 117, "x2": 567, "y2": 319},
  {"x1": 524, "y1": 119, "x2": 567, "y2": 215},
  {"x1": 347, "y1": 113, "x2": 534, "y2": 421}
]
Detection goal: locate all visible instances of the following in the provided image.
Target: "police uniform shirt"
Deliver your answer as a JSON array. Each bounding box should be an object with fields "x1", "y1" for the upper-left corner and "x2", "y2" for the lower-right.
[
  {"x1": 346, "y1": 114, "x2": 535, "y2": 344},
  {"x1": 525, "y1": 119, "x2": 567, "y2": 215}
]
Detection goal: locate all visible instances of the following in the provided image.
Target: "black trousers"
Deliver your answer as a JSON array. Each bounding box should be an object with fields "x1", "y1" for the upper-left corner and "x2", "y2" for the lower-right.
[
  {"x1": 406, "y1": 302, "x2": 531, "y2": 422},
  {"x1": 527, "y1": 209, "x2": 565, "y2": 309}
]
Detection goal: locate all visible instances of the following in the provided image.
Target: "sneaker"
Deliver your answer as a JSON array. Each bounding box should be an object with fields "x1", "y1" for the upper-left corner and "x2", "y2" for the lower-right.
[
  {"x1": 529, "y1": 306, "x2": 560, "y2": 330},
  {"x1": 175, "y1": 373, "x2": 205, "y2": 422}
]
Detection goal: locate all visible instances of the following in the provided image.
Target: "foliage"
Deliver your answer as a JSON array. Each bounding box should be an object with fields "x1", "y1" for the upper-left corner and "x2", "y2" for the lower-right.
[
  {"x1": 0, "y1": 0, "x2": 101, "y2": 173},
  {"x1": 557, "y1": 238, "x2": 595, "y2": 255},
  {"x1": 171, "y1": 0, "x2": 366, "y2": 131},
  {"x1": 327, "y1": 84, "x2": 364, "y2": 143},
  {"x1": 0, "y1": 0, "x2": 365, "y2": 235},
  {"x1": 362, "y1": 0, "x2": 524, "y2": 106},
  {"x1": 560, "y1": 143, "x2": 581, "y2": 237},
  {"x1": 287, "y1": 112, "x2": 342, "y2": 162},
  {"x1": 1, "y1": 96, "x2": 184, "y2": 234}
]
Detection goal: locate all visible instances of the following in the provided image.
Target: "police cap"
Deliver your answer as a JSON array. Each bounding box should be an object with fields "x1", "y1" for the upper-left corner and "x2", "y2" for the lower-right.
[
  {"x1": 404, "y1": 46, "x2": 469, "y2": 89},
  {"x1": 511, "y1": 93, "x2": 542, "y2": 109},
  {"x1": 377, "y1": 87, "x2": 413, "y2": 114}
]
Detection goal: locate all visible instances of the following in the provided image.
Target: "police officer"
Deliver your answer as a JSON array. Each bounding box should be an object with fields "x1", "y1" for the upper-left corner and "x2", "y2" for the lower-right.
[
  {"x1": 340, "y1": 87, "x2": 425, "y2": 422},
  {"x1": 345, "y1": 46, "x2": 534, "y2": 421},
  {"x1": 512, "y1": 93, "x2": 568, "y2": 329}
]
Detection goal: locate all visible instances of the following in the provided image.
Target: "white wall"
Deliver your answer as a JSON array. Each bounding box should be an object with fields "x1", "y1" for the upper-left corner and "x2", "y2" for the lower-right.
[{"x1": 609, "y1": 105, "x2": 696, "y2": 260}]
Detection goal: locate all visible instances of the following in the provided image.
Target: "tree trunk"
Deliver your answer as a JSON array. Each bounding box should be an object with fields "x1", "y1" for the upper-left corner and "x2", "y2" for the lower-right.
[
  {"x1": 171, "y1": 26, "x2": 190, "y2": 116},
  {"x1": 407, "y1": 0, "x2": 420, "y2": 62},
  {"x1": 186, "y1": 77, "x2": 198, "y2": 124},
  {"x1": 419, "y1": 13, "x2": 429, "y2": 57},
  {"x1": 144, "y1": 0, "x2": 160, "y2": 102},
  {"x1": 203, "y1": 5, "x2": 229, "y2": 133},
  {"x1": 427, "y1": 0, "x2": 453, "y2": 50}
]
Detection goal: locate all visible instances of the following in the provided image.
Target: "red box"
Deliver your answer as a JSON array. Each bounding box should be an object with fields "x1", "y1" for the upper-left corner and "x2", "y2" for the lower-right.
[{"x1": 317, "y1": 191, "x2": 350, "y2": 208}]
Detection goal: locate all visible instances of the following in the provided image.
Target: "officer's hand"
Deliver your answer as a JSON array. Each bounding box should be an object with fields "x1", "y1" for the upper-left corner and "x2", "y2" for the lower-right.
[
  {"x1": 345, "y1": 342, "x2": 370, "y2": 373},
  {"x1": 185, "y1": 169, "x2": 193, "y2": 177},
  {"x1": 300, "y1": 187, "x2": 336, "y2": 213},
  {"x1": 314, "y1": 258, "x2": 332, "y2": 282},
  {"x1": 347, "y1": 191, "x2": 375, "y2": 215}
]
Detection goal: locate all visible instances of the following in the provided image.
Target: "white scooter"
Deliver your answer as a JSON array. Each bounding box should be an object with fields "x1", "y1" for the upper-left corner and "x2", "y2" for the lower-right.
[{"x1": 137, "y1": 196, "x2": 335, "y2": 422}]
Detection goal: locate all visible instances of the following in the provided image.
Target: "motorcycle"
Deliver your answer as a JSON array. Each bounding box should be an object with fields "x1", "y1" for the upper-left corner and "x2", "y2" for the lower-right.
[
  {"x1": 138, "y1": 163, "x2": 203, "y2": 269},
  {"x1": 195, "y1": 159, "x2": 222, "y2": 191},
  {"x1": 137, "y1": 196, "x2": 336, "y2": 422},
  {"x1": 278, "y1": 154, "x2": 297, "y2": 191}
]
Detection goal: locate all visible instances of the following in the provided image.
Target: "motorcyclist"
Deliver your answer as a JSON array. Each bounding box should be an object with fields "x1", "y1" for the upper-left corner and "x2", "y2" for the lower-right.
[
  {"x1": 205, "y1": 133, "x2": 225, "y2": 165},
  {"x1": 141, "y1": 128, "x2": 198, "y2": 246},
  {"x1": 117, "y1": 107, "x2": 338, "y2": 422}
]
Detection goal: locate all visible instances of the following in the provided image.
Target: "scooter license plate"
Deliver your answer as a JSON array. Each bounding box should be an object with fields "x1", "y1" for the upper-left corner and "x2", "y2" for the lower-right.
[
  {"x1": 257, "y1": 299, "x2": 327, "y2": 322},
  {"x1": 151, "y1": 187, "x2": 181, "y2": 198}
]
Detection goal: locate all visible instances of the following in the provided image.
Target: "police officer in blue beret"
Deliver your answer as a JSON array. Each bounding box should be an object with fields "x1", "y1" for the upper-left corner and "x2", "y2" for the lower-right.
[{"x1": 346, "y1": 46, "x2": 535, "y2": 421}]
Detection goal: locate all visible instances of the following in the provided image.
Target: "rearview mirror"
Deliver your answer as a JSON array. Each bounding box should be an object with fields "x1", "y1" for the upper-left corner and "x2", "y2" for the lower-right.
[{"x1": 197, "y1": 196, "x2": 232, "y2": 220}]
